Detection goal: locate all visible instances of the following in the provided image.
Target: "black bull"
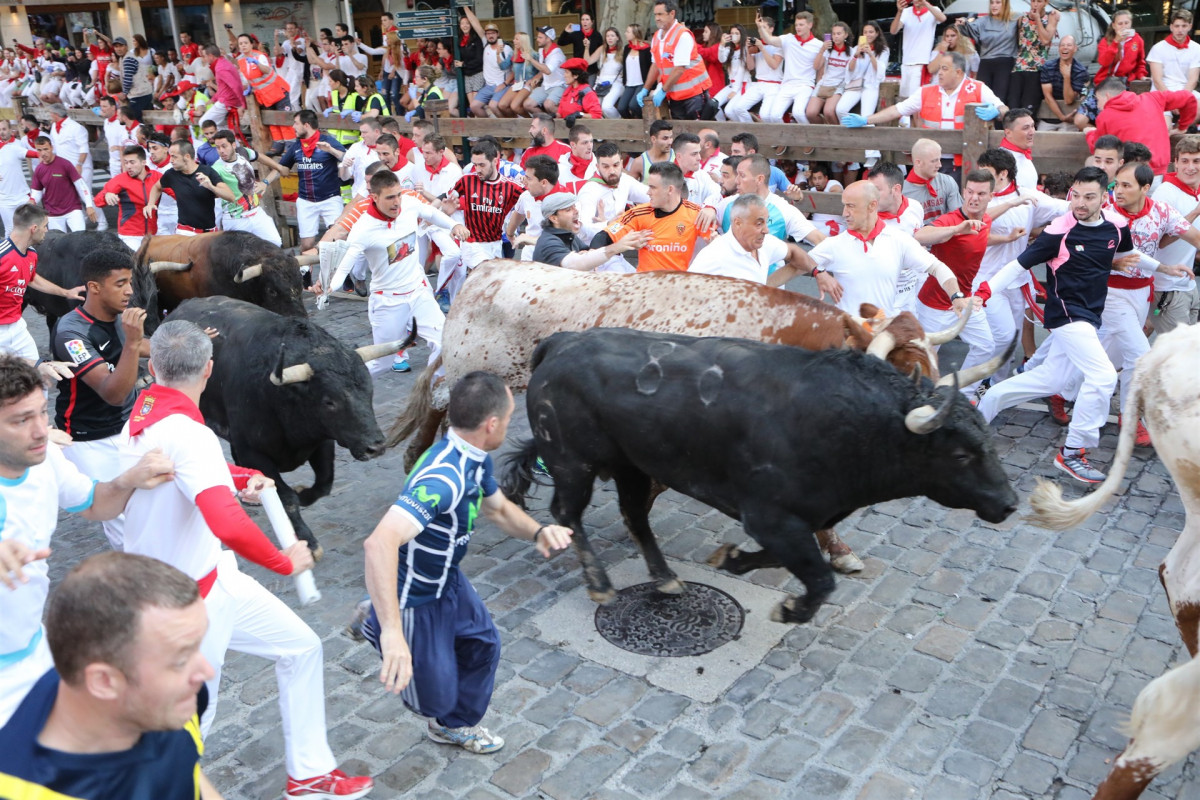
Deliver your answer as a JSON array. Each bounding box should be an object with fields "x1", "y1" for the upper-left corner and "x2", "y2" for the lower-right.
[
  {"x1": 502, "y1": 328, "x2": 1018, "y2": 624},
  {"x1": 168, "y1": 296, "x2": 414, "y2": 555}
]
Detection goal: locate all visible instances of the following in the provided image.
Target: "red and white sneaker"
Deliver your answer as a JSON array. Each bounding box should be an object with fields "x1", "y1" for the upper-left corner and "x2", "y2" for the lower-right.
[
  {"x1": 1117, "y1": 415, "x2": 1153, "y2": 448},
  {"x1": 1047, "y1": 395, "x2": 1070, "y2": 426},
  {"x1": 285, "y1": 769, "x2": 373, "y2": 799}
]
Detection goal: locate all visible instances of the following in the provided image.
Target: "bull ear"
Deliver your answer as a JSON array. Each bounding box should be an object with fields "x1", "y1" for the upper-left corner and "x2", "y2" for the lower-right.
[
  {"x1": 840, "y1": 313, "x2": 873, "y2": 352},
  {"x1": 905, "y1": 373, "x2": 958, "y2": 435}
]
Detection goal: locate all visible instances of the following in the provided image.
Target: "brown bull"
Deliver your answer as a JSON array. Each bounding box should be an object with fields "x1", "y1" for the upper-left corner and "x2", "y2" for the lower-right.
[
  {"x1": 136, "y1": 231, "x2": 314, "y2": 317},
  {"x1": 388, "y1": 260, "x2": 972, "y2": 573}
]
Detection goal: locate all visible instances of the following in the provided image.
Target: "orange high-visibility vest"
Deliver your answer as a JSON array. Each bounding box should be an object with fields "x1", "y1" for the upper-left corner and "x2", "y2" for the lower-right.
[
  {"x1": 917, "y1": 78, "x2": 983, "y2": 130},
  {"x1": 238, "y1": 51, "x2": 289, "y2": 107},
  {"x1": 651, "y1": 21, "x2": 711, "y2": 101}
]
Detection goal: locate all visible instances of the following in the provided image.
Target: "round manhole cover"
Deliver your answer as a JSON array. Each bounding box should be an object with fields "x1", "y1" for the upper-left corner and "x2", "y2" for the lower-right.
[{"x1": 594, "y1": 581, "x2": 745, "y2": 657}]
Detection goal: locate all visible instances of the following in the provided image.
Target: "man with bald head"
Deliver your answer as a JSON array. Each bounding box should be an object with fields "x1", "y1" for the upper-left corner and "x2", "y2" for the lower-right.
[
  {"x1": 697, "y1": 128, "x2": 725, "y2": 179},
  {"x1": 1038, "y1": 35, "x2": 1087, "y2": 131},
  {"x1": 903, "y1": 138, "x2": 963, "y2": 222},
  {"x1": 806, "y1": 181, "x2": 968, "y2": 318}
]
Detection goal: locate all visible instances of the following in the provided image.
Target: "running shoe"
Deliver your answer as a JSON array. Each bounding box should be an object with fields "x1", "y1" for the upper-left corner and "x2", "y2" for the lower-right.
[
  {"x1": 346, "y1": 597, "x2": 371, "y2": 641},
  {"x1": 435, "y1": 289, "x2": 451, "y2": 314},
  {"x1": 1119, "y1": 415, "x2": 1153, "y2": 448},
  {"x1": 352, "y1": 279, "x2": 369, "y2": 297},
  {"x1": 427, "y1": 720, "x2": 505, "y2": 754},
  {"x1": 1055, "y1": 448, "x2": 1106, "y2": 484},
  {"x1": 392, "y1": 355, "x2": 412, "y2": 373},
  {"x1": 285, "y1": 769, "x2": 373, "y2": 799}
]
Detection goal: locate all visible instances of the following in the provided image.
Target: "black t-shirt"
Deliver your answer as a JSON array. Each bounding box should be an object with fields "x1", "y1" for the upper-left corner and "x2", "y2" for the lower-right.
[
  {"x1": 532, "y1": 226, "x2": 589, "y2": 266},
  {"x1": 52, "y1": 307, "x2": 135, "y2": 441},
  {"x1": 159, "y1": 164, "x2": 222, "y2": 230},
  {"x1": 0, "y1": 670, "x2": 207, "y2": 800}
]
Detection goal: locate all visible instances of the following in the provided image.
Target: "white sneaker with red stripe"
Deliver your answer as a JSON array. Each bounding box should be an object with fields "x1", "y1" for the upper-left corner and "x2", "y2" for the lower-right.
[{"x1": 285, "y1": 769, "x2": 373, "y2": 799}]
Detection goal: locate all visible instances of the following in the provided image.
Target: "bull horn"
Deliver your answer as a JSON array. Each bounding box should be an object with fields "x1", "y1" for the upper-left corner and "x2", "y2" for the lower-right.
[
  {"x1": 865, "y1": 331, "x2": 896, "y2": 361},
  {"x1": 926, "y1": 304, "x2": 972, "y2": 345},
  {"x1": 234, "y1": 264, "x2": 263, "y2": 283},
  {"x1": 149, "y1": 260, "x2": 191, "y2": 273},
  {"x1": 293, "y1": 253, "x2": 320, "y2": 266},
  {"x1": 355, "y1": 323, "x2": 419, "y2": 363},
  {"x1": 905, "y1": 374, "x2": 959, "y2": 435},
  {"x1": 270, "y1": 364, "x2": 315, "y2": 385},
  {"x1": 936, "y1": 337, "x2": 1019, "y2": 389}
]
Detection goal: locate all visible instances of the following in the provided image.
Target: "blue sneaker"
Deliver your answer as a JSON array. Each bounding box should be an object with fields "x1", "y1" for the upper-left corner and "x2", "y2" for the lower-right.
[
  {"x1": 533, "y1": 456, "x2": 550, "y2": 477},
  {"x1": 392, "y1": 357, "x2": 411, "y2": 373},
  {"x1": 435, "y1": 290, "x2": 451, "y2": 314}
]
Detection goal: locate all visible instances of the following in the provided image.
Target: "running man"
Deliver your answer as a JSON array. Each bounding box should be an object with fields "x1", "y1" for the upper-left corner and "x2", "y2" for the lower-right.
[{"x1": 362, "y1": 371, "x2": 572, "y2": 754}]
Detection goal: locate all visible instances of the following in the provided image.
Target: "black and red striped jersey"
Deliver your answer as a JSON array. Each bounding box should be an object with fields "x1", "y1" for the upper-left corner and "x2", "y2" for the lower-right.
[{"x1": 454, "y1": 174, "x2": 523, "y2": 244}]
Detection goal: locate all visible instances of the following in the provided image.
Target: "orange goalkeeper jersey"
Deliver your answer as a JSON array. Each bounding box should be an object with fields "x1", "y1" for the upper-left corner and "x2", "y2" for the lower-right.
[{"x1": 604, "y1": 200, "x2": 713, "y2": 272}]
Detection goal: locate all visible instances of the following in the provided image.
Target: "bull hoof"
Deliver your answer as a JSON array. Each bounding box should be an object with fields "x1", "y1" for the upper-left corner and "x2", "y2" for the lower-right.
[
  {"x1": 309, "y1": 543, "x2": 324, "y2": 562},
  {"x1": 770, "y1": 595, "x2": 821, "y2": 624},
  {"x1": 830, "y1": 552, "x2": 865, "y2": 574},
  {"x1": 655, "y1": 577, "x2": 686, "y2": 595},
  {"x1": 588, "y1": 587, "x2": 617, "y2": 604},
  {"x1": 706, "y1": 544, "x2": 740, "y2": 570}
]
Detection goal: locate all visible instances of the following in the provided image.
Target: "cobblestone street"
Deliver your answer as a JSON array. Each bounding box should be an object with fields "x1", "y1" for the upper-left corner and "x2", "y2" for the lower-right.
[{"x1": 29, "y1": 285, "x2": 1198, "y2": 800}]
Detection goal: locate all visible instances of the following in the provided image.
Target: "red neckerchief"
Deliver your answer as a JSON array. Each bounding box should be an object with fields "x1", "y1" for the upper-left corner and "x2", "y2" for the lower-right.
[
  {"x1": 630, "y1": 41, "x2": 650, "y2": 51},
  {"x1": 1166, "y1": 35, "x2": 1191, "y2": 50},
  {"x1": 581, "y1": 26, "x2": 594, "y2": 36},
  {"x1": 1112, "y1": 197, "x2": 1154, "y2": 222},
  {"x1": 905, "y1": 171, "x2": 937, "y2": 198},
  {"x1": 993, "y1": 181, "x2": 1018, "y2": 197},
  {"x1": 128, "y1": 385, "x2": 204, "y2": 437},
  {"x1": 366, "y1": 200, "x2": 396, "y2": 227},
  {"x1": 106, "y1": 114, "x2": 118, "y2": 123},
  {"x1": 999, "y1": 138, "x2": 1032, "y2": 160},
  {"x1": 1164, "y1": 172, "x2": 1200, "y2": 198},
  {"x1": 911, "y1": 4, "x2": 929, "y2": 16},
  {"x1": 847, "y1": 219, "x2": 886, "y2": 252},
  {"x1": 54, "y1": 118, "x2": 65, "y2": 133},
  {"x1": 568, "y1": 152, "x2": 591, "y2": 179},
  {"x1": 299, "y1": 130, "x2": 320, "y2": 158},
  {"x1": 513, "y1": 51, "x2": 525, "y2": 63},
  {"x1": 125, "y1": 121, "x2": 139, "y2": 136},
  {"x1": 542, "y1": 42, "x2": 560, "y2": 58},
  {"x1": 460, "y1": 33, "x2": 471, "y2": 48},
  {"x1": 878, "y1": 196, "x2": 912, "y2": 220},
  {"x1": 606, "y1": 45, "x2": 618, "y2": 54},
  {"x1": 425, "y1": 155, "x2": 451, "y2": 176},
  {"x1": 152, "y1": 156, "x2": 169, "y2": 169},
  {"x1": 795, "y1": 33, "x2": 815, "y2": 44},
  {"x1": 832, "y1": 43, "x2": 848, "y2": 53}
]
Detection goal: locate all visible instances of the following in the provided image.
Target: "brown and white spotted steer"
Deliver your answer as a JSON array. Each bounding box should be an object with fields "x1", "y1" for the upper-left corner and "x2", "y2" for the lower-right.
[
  {"x1": 389, "y1": 259, "x2": 971, "y2": 575},
  {"x1": 1030, "y1": 325, "x2": 1200, "y2": 800}
]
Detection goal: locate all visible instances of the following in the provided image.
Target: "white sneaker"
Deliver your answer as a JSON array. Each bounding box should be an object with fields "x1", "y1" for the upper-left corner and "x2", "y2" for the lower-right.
[{"x1": 427, "y1": 720, "x2": 504, "y2": 754}]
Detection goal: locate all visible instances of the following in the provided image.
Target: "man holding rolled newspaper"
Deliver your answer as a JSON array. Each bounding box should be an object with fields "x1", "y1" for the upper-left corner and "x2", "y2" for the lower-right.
[{"x1": 117, "y1": 320, "x2": 374, "y2": 800}]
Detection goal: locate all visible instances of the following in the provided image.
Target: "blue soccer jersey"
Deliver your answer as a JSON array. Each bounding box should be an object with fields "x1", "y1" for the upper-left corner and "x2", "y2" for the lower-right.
[
  {"x1": 0, "y1": 670, "x2": 206, "y2": 799},
  {"x1": 390, "y1": 431, "x2": 498, "y2": 608},
  {"x1": 278, "y1": 133, "x2": 346, "y2": 202}
]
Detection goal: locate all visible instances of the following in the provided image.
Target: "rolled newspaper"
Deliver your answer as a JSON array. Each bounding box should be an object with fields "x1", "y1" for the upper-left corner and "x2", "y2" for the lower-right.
[{"x1": 260, "y1": 488, "x2": 322, "y2": 606}]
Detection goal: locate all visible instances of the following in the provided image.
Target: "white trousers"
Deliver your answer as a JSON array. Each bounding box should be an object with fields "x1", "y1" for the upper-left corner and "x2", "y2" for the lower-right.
[
  {"x1": 1098, "y1": 284, "x2": 1152, "y2": 414},
  {"x1": 366, "y1": 282, "x2": 445, "y2": 375},
  {"x1": 601, "y1": 81, "x2": 624, "y2": 118},
  {"x1": 899, "y1": 64, "x2": 924, "y2": 99},
  {"x1": 977, "y1": 321, "x2": 1117, "y2": 450},
  {"x1": 449, "y1": 240, "x2": 503, "y2": 302},
  {"x1": 0, "y1": 318, "x2": 38, "y2": 362},
  {"x1": 81, "y1": 161, "x2": 106, "y2": 231},
  {"x1": 0, "y1": 630, "x2": 53, "y2": 728},
  {"x1": 48, "y1": 210, "x2": 86, "y2": 232},
  {"x1": 835, "y1": 84, "x2": 881, "y2": 120},
  {"x1": 118, "y1": 234, "x2": 144, "y2": 251},
  {"x1": 0, "y1": 201, "x2": 23, "y2": 236},
  {"x1": 761, "y1": 80, "x2": 814, "y2": 124},
  {"x1": 62, "y1": 435, "x2": 125, "y2": 549},
  {"x1": 917, "y1": 301, "x2": 996, "y2": 393},
  {"x1": 428, "y1": 227, "x2": 463, "y2": 294},
  {"x1": 199, "y1": 100, "x2": 230, "y2": 128},
  {"x1": 200, "y1": 552, "x2": 337, "y2": 780},
  {"x1": 724, "y1": 82, "x2": 773, "y2": 123},
  {"x1": 221, "y1": 210, "x2": 283, "y2": 246},
  {"x1": 297, "y1": 196, "x2": 344, "y2": 239}
]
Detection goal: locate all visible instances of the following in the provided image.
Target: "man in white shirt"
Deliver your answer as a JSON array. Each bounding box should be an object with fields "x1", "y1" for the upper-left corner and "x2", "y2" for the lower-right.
[
  {"x1": 98, "y1": 95, "x2": 126, "y2": 181},
  {"x1": 690, "y1": 193, "x2": 815, "y2": 285},
  {"x1": 890, "y1": 0, "x2": 944, "y2": 101},
  {"x1": 756, "y1": 10, "x2": 823, "y2": 124},
  {"x1": 46, "y1": 104, "x2": 105, "y2": 231},
  {"x1": 1149, "y1": 133, "x2": 1200, "y2": 332},
  {"x1": 525, "y1": 27, "x2": 567, "y2": 116},
  {"x1": 698, "y1": 129, "x2": 726, "y2": 179},
  {"x1": 321, "y1": 169, "x2": 470, "y2": 373},
  {"x1": 809, "y1": 180, "x2": 966, "y2": 317},
  {"x1": 866, "y1": 161, "x2": 925, "y2": 311},
  {"x1": 0, "y1": 121, "x2": 35, "y2": 235},
  {"x1": 673, "y1": 132, "x2": 722, "y2": 210},
  {"x1": 557, "y1": 124, "x2": 597, "y2": 193},
  {"x1": 0, "y1": 354, "x2": 173, "y2": 726},
  {"x1": 400, "y1": 133, "x2": 464, "y2": 300},
  {"x1": 1147, "y1": 9, "x2": 1200, "y2": 108},
  {"x1": 507, "y1": 155, "x2": 565, "y2": 261},
  {"x1": 342, "y1": 117, "x2": 383, "y2": 201},
  {"x1": 576, "y1": 142, "x2": 651, "y2": 245},
  {"x1": 998, "y1": 108, "x2": 1039, "y2": 191},
  {"x1": 277, "y1": 22, "x2": 308, "y2": 110},
  {"x1": 472, "y1": 20, "x2": 514, "y2": 118},
  {"x1": 716, "y1": 154, "x2": 824, "y2": 248}
]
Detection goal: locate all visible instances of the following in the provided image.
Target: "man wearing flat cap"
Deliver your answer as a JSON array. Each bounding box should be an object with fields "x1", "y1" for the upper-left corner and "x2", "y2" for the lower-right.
[{"x1": 532, "y1": 192, "x2": 650, "y2": 270}]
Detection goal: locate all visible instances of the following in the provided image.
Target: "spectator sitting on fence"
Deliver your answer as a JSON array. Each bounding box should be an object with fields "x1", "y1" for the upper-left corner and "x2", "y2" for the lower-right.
[
  {"x1": 1085, "y1": 77, "x2": 1197, "y2": 177},
  {"x1": 526, "y1": 27, "x2": 567, "y2": 116},
  {"x1": 558, "y1": 58, "x2": 603, "y2": 123},
  {"x1": 1038, "y1": 34, "x2": 1086, "y2": 131}
]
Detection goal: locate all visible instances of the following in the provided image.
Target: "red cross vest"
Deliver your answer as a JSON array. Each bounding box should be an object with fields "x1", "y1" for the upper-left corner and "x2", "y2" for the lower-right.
[{"x1": 651, "y1": 22, "x2": 711, "y2": 101}]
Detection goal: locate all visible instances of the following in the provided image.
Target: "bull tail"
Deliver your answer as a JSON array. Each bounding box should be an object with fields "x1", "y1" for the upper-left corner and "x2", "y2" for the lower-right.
[
  {"x1": 499, "y1": 437, "x2": 545, "y2": 509},
  {"x1": 385, "y1": 354, "x2": 442, "y2": 449},
  {"x1": 1028, "y1": 366, "x2": 1144, "y2": 531}
]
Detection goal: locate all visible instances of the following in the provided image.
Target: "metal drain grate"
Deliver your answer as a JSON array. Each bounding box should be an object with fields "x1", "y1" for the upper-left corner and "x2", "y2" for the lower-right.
[{"x1": 594, "y1": 581, "x2": 745, "y2": 657}]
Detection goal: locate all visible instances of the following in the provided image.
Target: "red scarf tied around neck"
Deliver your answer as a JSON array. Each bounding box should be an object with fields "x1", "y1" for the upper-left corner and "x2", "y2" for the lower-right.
[
  {"x1": 1164, "y1": 172, "x2": 1200, "y2": 198},
  {"x1": 905, "y1": 171, "x2": 938, "y2": 198},
  {"x1": 568, "y1": 152, "x2": 591, "y2": 179},
  {"x1": 299, "y1": 130, "x2": 320, "y2": 158},
  {"x1": 847, "y1": 219, "x2": 886, "y2": 252}
]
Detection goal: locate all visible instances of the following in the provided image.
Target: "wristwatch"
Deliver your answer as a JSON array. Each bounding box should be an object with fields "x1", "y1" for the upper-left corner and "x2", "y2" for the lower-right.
[{"x1": 949, "y1": 291, "x2": 965, "y2": 302}]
